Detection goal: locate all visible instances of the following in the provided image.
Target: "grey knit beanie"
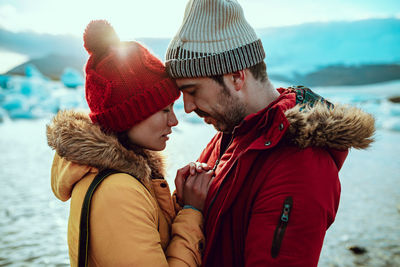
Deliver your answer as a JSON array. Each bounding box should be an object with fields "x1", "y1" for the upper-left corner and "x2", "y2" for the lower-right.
[{"x1": 165, "y1": 0, "x2": 265, "y2": 79}]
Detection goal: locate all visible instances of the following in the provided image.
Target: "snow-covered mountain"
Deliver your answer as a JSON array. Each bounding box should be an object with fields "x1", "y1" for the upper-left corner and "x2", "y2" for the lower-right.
[{"x1": 1, "y1": 18, "x2": 399, "y2": 85}]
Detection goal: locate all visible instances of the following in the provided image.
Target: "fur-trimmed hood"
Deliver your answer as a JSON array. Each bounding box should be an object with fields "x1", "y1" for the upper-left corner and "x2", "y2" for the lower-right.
[
  {"x1": 284, "y1": 102, "x2": 375, "y2": 150},
  {"x1": 47, "y1": 110, "x2": 166, "y2": 185}
]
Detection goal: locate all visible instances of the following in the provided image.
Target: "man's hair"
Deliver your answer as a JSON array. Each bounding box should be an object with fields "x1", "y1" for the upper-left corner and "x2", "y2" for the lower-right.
[{"x1": 210, "y1": 61, "x2": 267, "y2": 85}]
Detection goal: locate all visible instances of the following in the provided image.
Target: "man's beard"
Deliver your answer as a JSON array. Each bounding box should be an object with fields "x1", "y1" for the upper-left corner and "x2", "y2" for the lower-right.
[{"x1": 195, "y1": 83, "x2": 246, "y2": 133}]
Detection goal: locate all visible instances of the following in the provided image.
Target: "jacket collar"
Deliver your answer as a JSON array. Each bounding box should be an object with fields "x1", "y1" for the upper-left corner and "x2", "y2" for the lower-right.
[{"x1": 46, "y1": 110, "x2": 166, "y2": 183}]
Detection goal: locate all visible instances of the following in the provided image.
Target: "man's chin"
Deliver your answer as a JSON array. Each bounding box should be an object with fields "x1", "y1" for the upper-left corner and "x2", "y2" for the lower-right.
[
  {"x1": 212, "y1": 121, "x2": 232, "y2": 133},
  {"x1": 202, "y1": 116, "x2": 233, "y2": 133},
  {"x1": 203, "y1": 117, "x2": 220, "y2": 129},
  {"x1": 203, "y1": 117, "x2": 212, "y2": 124}
]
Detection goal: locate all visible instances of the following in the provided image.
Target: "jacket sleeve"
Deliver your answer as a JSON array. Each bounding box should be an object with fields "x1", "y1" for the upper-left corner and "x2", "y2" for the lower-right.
[
  {"x1": 166, "y1": 208, "x2": 204, "y2": 266},
  {"x1": 244, "y1": 147, "x2": 341, "y2": 266},
  {"x1": 89, "y1": 173, "x2": 203, "y2": 266}
]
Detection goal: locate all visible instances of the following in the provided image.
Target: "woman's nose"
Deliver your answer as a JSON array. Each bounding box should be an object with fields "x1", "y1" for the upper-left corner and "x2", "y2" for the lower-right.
[{"x1": 168, "y1": 110, "x2": 179, "y2": 127}]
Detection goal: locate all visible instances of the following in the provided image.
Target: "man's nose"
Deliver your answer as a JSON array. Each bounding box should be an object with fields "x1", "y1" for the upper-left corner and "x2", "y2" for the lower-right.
[{"x1": 183, "y1": 94, "x2": 196, "y2": 114}]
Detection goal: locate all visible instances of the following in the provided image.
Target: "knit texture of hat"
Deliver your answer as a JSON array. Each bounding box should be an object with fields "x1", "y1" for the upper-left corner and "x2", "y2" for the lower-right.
[
  {"x1": 83, "y1": 20, "x2": 180, "y2": 132},
  {"x1": 165, "y1": 0, "x2": 265, "y2": 78}
]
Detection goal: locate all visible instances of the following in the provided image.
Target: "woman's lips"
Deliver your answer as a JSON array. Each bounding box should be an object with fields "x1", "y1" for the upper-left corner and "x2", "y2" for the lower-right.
[{"x1": 162, "y1": 131, "x2": 172, "y2": 140}]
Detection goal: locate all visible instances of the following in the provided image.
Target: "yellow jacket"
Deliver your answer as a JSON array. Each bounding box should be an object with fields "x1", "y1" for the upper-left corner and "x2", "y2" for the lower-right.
[{"x1": 47, "y1": 111, "x2": 204, "y2": 266}]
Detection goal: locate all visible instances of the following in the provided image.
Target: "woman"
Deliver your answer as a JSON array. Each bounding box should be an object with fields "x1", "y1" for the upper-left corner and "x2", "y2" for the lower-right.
[{"x1": 46, "y1": 20, "x2": 213, "y2": 266}]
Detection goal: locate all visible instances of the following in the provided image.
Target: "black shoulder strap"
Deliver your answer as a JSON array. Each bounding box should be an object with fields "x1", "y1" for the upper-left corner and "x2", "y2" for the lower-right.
[{"x1": 77, "y1": 169, "x2": 119, "y2": 267}]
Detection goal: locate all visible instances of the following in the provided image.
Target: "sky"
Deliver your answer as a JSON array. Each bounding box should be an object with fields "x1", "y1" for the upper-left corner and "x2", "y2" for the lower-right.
[{"x1": 0, "y1": 0, "x2": 399, "y2": 40}]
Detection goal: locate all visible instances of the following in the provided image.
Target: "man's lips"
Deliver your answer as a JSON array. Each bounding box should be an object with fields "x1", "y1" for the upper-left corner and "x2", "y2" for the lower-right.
[{"x1": 194, "y1": 109, "x2": 211, "y2": 118}]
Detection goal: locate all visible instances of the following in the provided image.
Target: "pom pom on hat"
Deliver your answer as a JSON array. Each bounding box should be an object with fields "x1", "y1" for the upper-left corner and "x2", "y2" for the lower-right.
[{"x1": 83, "y1": 20, "x2": 120, "y2": 55}]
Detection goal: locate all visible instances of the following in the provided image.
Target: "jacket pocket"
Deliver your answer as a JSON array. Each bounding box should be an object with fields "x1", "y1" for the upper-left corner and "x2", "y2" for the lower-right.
[{"x1": 271, "y1": 196, "x2": 293, "y2": 258}]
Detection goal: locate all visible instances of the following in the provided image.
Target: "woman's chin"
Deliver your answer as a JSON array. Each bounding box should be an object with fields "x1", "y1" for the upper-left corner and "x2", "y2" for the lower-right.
[{"x1": 143, "y1": 142, "x2": 167, "y2": 151}]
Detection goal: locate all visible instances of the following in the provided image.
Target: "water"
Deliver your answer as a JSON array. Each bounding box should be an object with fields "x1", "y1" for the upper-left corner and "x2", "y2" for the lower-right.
[
  {"x1": 318, "y1": 130, "x2": 400, "y2": 267},
  {"x1": 1, "y1": 82, "x2": 400, "y2": 266},
  {"x1": 0, "y1": 120, "x2": 70, "y2": 266}
]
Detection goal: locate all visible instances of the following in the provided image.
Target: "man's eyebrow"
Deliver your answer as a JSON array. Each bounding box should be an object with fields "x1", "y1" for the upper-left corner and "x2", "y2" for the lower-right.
[{"x1": 178, "y1": 84, "x2": 196, "y2": 91}]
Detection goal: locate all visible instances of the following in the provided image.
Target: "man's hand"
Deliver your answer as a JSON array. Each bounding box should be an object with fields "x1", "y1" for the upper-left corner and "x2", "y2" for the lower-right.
[
  {"x1": 182, "y1": 170, "x2": 214, "y2": 211},
  {"x1": 175, "y1": 162, "x2": 212, "y2": 207}
]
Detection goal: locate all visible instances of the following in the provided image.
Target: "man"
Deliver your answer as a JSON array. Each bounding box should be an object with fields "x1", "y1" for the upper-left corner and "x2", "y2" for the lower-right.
[{"x1": 166, "y1": 0, "x2": 375, "y2": 266}]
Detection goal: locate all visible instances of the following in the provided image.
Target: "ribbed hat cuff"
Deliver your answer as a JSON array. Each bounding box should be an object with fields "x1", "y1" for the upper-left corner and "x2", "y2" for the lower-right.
[
  {"x1": 166, "y1": 39, "x2": 265, "y2": 78},
  {"x1": 90, "y1": 78, "x2": 180, "y2": 132}
]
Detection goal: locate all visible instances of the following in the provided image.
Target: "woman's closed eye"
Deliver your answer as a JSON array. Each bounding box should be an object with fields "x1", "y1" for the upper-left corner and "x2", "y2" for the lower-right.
[{"x1": 163, "y1": 103, "x2": 174, "y2": 113}]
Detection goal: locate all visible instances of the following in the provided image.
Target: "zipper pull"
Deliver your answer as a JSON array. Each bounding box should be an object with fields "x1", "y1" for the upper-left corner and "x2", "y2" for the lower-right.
[
  {"x1": 281, "y1": 203, "x2": 291, "y2": 222},
  {"x1": 271, "y1": 196, "x2": 293, "y2": 258},
  {"x1": 212, "y1": 158, "x2": 220, "y2": 172}
]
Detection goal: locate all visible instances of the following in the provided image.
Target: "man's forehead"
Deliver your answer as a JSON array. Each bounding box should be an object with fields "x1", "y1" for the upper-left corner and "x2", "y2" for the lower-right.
[{"x1": 176, "y1": 77, "x2": 206, "y2": 90}]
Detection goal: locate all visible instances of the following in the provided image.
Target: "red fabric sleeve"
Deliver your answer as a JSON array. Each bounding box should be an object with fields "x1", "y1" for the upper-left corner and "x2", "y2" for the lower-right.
[{"x1": 244, "y1": 146, "x2": 341, "y2": 266}]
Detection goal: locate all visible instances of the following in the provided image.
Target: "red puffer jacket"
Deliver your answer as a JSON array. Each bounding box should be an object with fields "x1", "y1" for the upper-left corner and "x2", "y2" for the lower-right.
[{"x1": 199, "y1": 87, "x2": 375, "y2": 267}]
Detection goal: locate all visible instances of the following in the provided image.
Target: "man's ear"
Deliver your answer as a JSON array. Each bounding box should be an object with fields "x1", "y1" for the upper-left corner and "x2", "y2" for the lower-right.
[{"x1": 230, "y1": 70, "x2": 246, "y2": 91}]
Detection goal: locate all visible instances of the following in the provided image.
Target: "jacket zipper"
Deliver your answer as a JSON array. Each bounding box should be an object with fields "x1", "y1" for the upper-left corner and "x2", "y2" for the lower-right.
[
  {"x1": 207, "y1": 133, "x2": 235, "y2": 216},
  {"x1": 212, "y1": 133, "x2": 235, "y2": 172},
  {"x1": 212, "y1": 158, "x2": 220, "y2": 172},
  {"x1": 271, "y1": 196, "x2": 293, "y2": 258}
]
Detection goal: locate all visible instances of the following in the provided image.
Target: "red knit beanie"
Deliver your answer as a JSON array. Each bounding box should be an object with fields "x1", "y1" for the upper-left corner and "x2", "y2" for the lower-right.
[{"x1": 83, "y1": 20, "x2": 180, "y2": 132}]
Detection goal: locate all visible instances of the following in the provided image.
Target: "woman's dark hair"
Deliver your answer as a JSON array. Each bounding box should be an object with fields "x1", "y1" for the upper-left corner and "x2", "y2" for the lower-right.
[
  {"x1": 99, "y1": 126, "x2": 132, "y2": 151},
  {"x1": 116, "y1": 131, "x2": 149, "y2": 158},
  {"x1": 116, "y1": 131, "x2": 134, "y2": 150}
]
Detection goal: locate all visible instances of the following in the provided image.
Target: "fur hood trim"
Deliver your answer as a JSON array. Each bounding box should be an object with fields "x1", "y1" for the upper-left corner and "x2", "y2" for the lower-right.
[
  {"x1": 284, "y1": 102, "x2": 375, "y2": 150},
  {"x1": 46, "y1": 110, "x2": 165, "y2": 182}
]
